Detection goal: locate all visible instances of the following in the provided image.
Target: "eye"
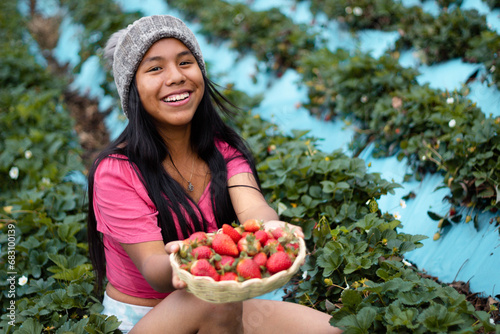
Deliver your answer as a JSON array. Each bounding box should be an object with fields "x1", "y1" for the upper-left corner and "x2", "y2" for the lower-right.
[
  {"x1": 180, "y1": 60, "x2": 194, "y2": 66},
  {"x1": 147, "y1": 66, "x2": 162, "y2": 72}
]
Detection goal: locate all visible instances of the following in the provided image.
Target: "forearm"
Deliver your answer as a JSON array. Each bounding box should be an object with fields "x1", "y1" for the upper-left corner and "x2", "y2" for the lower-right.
[
  {"x1": 236, "y1": 203, "x2": 279, "y2": 224},
  {"x1": 140, "y1": 253, "x2": 177, "y2": 293}
]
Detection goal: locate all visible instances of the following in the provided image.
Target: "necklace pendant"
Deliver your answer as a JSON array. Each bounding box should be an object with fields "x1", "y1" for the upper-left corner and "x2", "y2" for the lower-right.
[{"x1": 187, "y1": 182, "x2": 194, "y2": 192}]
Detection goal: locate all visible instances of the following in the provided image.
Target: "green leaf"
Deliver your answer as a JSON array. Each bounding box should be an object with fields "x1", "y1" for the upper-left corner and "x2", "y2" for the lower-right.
[
  {"x1": 336, "y1": 307, "x2": 377, "y2": 333},
  {"x1": 427, "y1": 211, "x2": 443, "y2": 221},
  {"x1": 317, "y1": 250, "x2": 342, "y2": 276},
  {"x1": 384, "y1": 303, "x2": 419, "y2": 329},
  {"x1": 14, "y1": 318, "x2": 43, "y2": 334},
  {"x1": 417, "y1": 304, "x2": 464, "y2": 332}
]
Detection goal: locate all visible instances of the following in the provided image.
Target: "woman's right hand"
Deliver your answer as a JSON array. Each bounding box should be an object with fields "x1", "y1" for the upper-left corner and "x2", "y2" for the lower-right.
[{"x1": 165, "y1": 241, "x2": 187, "y2": 290}]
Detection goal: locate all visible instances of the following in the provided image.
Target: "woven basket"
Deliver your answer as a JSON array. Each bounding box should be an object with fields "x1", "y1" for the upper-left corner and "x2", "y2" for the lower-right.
[{"x1": 170, "y1": 236, "x2": 306, "y2": 303}]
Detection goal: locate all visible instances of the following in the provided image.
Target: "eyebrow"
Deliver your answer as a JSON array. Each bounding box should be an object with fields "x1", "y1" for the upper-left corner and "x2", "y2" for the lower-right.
[{"x1": 141, "y1": 51, "x2": 193, "y2": 65}]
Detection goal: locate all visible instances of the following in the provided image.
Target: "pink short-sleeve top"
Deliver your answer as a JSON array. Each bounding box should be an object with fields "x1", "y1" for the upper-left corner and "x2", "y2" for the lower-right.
[{"x1": 94, "y1": 140, "x2": 253, "y2": 299}]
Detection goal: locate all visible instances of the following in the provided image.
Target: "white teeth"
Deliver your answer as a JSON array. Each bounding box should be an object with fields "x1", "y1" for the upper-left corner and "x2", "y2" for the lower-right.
[{"x1": 163, "y1": 92, "x2": 189, "y2": 102}]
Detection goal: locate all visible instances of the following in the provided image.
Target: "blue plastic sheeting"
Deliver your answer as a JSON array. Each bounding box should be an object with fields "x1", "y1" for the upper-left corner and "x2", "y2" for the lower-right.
[{"x1": 47, "y1": 0, "x2": 500, "y2": 299}]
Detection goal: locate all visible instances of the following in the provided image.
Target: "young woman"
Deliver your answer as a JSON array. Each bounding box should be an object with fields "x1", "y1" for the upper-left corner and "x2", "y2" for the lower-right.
[{"x1": 87, "y1": 15, "x2": 341, "y2": 333}]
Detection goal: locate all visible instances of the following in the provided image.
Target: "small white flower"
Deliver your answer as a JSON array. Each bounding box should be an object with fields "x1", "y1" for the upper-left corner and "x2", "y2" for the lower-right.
[
  {"x1": 302, "y1": 271, "x2": 308, "y2": 279},
  {"x1": 490, "y1": 65, "x2": 496, "y2": 73},
  {"x1": 366, "y1": 199, "x2": 371, "y2": 205},
  {"x1": 400, "y1": 200, "x2": 407, "y2": 209},
  {"x1": 18, "y1": 275, "x2": 28, "y2": 286},
  {"x1": 490, "y1": 318, "x2": 494, "y2": 325},
  {"x1": 345, "y1": 6, "x2": 352, "y2": 14},
  {"x1": 402, "y1": 259, "x2": 412, "y2": 267},
  {"x1": 360, "y1": 95, "x2": 368, "y2": 103},
  {"x1": 9, "y1": 167, "x2": 19, "y2": 180},
  {"x1": 24, "y1": 150, "x2": 32, "y2": 159},
  {"x1": 353, "y1": 6, "x2": 363, "y2": 16},
  {"x1": 41, "y1": 177, "x2": 50, "y2": 185},
  {"x1": 393, "y1": 212, "x2": 401, "y2": 220},
  {"x1": 446, "y1": 97, "x2": 454, "y2": 104},
  {"x1": 421, "y1": 155, "x2": 427, "y2": 161},
  {"x1": 448, "y1": 119, "x2": 456, "y2": 128}
]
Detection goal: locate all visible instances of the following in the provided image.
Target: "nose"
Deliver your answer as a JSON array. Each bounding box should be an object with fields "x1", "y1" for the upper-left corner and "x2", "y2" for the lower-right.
[{"x1": 164, "y1": 65, "x2": 186, "y2": 86}]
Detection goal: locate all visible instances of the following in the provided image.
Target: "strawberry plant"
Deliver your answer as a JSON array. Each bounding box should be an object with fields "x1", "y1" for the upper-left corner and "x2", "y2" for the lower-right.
[
  {"x1": 396, "y1": 7, "x2": 490, "y2": 65},
  {"x1": 300, "y1": 0, "x2": 409, "y2": 31},
  {"x1": 167, "y1": 0, "x2": 317, "y2": 76}
]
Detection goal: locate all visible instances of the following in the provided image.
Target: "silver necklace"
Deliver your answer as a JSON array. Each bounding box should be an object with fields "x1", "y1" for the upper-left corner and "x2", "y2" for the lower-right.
[{"x1": 169, "y1": 155, "x2": 195, "y2": 192}]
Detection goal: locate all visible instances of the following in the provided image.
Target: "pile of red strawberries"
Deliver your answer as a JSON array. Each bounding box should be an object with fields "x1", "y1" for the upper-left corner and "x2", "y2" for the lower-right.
[{"x1": 177, "y1": 219, "x2": 301, "y2": 282}]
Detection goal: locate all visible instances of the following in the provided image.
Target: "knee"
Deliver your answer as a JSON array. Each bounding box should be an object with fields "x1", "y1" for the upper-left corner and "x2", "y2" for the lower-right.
[{"x1": 208, "y1": 302, "x2": 244, "y2": 330}]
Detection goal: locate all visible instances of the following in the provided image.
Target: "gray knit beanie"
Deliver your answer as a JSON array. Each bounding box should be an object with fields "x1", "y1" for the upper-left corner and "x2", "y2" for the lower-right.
[{"x1": 104, "y1": 15, "x2": 206, "y2": 117}]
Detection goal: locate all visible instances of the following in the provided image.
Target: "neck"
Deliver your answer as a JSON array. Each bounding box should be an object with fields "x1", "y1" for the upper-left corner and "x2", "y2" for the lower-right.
[{"x1": 158, "y1": 126, "x2": 193, "y2": 160}]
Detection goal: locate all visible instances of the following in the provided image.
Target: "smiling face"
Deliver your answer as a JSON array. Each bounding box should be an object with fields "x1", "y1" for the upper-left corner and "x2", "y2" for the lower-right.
[{"x1": 135, "y1": 38, "x2": 205, "y2": 133}]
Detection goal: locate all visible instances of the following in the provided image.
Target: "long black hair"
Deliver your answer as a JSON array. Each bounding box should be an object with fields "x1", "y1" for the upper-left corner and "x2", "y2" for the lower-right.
[{"x1": 87, "y1": 73, "x2": 260, "y2": 292}]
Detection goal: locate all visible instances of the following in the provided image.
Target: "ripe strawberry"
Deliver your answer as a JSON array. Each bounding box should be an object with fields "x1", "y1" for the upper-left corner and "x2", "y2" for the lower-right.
[
  {"x1": 238, "y1": 234, "x2": 261, "y2": 256},
  {"x1": 220, "y1": 272, "x2": 239, "y2": 281},
  {"x1": 264, "y1": 238, "x2": 284, "y2": 253},
  {"x1": 188, "y1": 231, "x2": 208, "y2": 244},
  {"x1": 211, "y1": 233, "x2": 239, "y2": 257},
  {"x1": 253, "y1": 252, "x2": 268, "y2": 267},
  {"x1": 271, "y1": 227, "x2": 294, "y2": 243},
  {"x1": 449, "y1": 207, "x2": 457, "y2": 216},
  {"x1": 242, "y1": 219, "x2": 263, "y2": 232},
  {"x1": 190, "y1": 259, "x2": 220, "y2": 281},
  {"x1": 285, "y1": 241, "x2": 300, "y2": 255},
  {"x1": 236, "y1": 258, "x2": 261, "y2": 279},
  {"x1": 254, "y1": 230, "x2": 269, "y2": 246},
  {"x1": 222, "y1": 224, "x2": 242, "y2": 243},
  {"x1": 215, "y1": 255, "x2": 236, "y2": 271},
  {"x1": 267, "y1": 251, "x2": 293, "y2": 274},
  {"x1": 191, "y1": 245, "x2": 213, "y2": 259}
]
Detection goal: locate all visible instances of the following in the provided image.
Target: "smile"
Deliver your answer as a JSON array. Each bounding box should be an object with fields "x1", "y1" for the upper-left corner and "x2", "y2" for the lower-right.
[{"x1": 163, "y1": 92, "x2": 190, "y2": 103}]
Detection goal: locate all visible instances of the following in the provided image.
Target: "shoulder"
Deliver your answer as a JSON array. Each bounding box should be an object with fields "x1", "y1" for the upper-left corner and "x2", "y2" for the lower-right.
[
  {"x1": 94, "y1": 154, "x2": 143, "y2": 187},
  {"x1": 215, "y1": 138, "x2": 243, "y2": 160}
]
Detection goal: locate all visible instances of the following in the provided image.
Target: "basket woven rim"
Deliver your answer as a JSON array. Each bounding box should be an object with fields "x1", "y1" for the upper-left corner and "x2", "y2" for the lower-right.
[{"x1": 170, "y1": 235, "x2": 306, "y2": 302}]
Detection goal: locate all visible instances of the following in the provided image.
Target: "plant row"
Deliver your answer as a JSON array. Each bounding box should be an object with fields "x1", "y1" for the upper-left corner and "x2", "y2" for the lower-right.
[{"x1": 300, "y1": 0, "x2": 500, "y2": 89}]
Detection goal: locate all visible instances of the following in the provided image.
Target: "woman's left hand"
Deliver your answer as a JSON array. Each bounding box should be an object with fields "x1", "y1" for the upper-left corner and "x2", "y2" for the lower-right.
[{"x1": 263, "y1": 220, "x2": 304, "y2": 239}]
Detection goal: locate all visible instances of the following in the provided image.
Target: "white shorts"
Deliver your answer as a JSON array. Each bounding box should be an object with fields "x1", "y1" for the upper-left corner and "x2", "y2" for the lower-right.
[{"x1": 101, "y1": 292, "x2": 154, "y2": 333}]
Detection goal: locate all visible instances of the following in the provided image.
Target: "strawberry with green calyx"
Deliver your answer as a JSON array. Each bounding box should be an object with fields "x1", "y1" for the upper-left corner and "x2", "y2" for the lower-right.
[
  {"x1": 253, "y1": 252, "x2": 268, "y2": 268},
  {"x1": 266, "y1": 251, "x2": 293, "y2": 274},
  {"x1": 211, "y1": 233, "x2": 239, "y2": 257},
  {"x1": 215, "y1": 255, "x2": 236, "y2": 271},
  {"x1": 188, "y1": 231, "x2": 208, "y2": 244},
  {"x1": 178, "y1": 242, "x2": 192, "y2": 259},
  {"x1": 271, "y1": 225, "x2": 296, "y2": 244},
  {"x1": 220, "y1": 272, "x2": 239, "y2": 281},
  {"x1": 264, "y1": 238, "x2": 284, "y2": 254},
  {"x1": 191, "y1": 245, "x2": 213, "y2": 259},
  {"x1": 236, "y1": 258, "x2": 261, "y2": 279},
  {"x1": 190, "y1": 259, "x2": 220, "y2": 281},
  {"x1": 237, "y1": 234, "x2": 261, "y2": 256},
  {"x1": 254, "y1": 230, "x2": 269, "y2": 246},
  {"x1": 242, "y1": 218, "x2": 263, "y2": 232},
  {"x1": 222, "y1": 223, "x2": 242, "y2": 243},
  {"x1": 285, "y1": 241, "x2": 300, "y2": 256}
]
